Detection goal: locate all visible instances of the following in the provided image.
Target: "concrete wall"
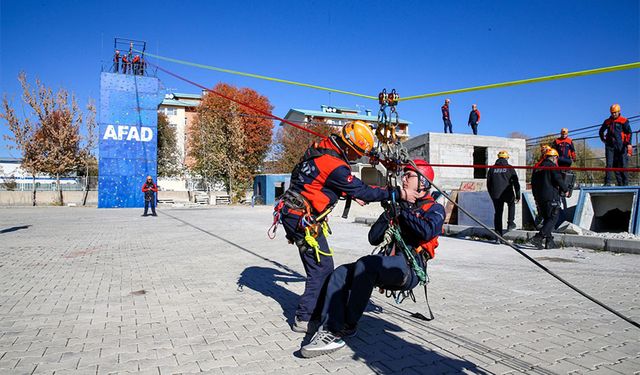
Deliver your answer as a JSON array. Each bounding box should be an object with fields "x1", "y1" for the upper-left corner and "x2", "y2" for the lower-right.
[
  {"x1": 404, "y1": 133, "x2": 526, "y2": 190},
  {"x1": 0, "y1": 191, "x2": 98, "y2": 206}
]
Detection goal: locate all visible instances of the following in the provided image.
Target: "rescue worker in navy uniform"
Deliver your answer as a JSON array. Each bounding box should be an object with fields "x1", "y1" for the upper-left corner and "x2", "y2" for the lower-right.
[
  {"x1": 599, "y1": 104, "x2": 632, "y2": 186},
  {"x1": 528, "y1": 149, "x2": 568, "y2": 249},
  {"x1": 487, "y1": 151, "x2": 520, "y2": 240},
  {"x1": 552, "y1": 128, "x2": 576, "y2": 209},
  {"x1": 441, "y1": 98, "x2": 453, "y2": 133},
  {"x1": 141, "y1": 176, "x2": 158, "y2": 216},
  {"x1": 467, "y1": 104, "x2": 481, "y2": 135},
  {"x1": 300, "y1": 159, "x2": 445, "y2": 358},
  {"x1": 277, "y1": 121, "x2": 419, "y2": 333}
]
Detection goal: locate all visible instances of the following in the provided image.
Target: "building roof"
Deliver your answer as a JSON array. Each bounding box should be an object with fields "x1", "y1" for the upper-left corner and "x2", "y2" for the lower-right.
[
  {"x1": 286, "y1": 108, "x2": 412, "y2": 124},
  {"x1": 173, "y1": 92, "x2": 202, "y2": 99},
  {"x1": 160, "y1": 99, "x2": 199, "y2": 107}
]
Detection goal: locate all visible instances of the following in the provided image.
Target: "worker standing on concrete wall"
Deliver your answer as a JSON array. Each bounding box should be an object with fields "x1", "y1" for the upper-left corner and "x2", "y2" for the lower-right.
[
  {"x1": 468, "y1": 104, "x2": 481, "y2": 135},
  {"x1": 274, "y1": 121, "x2": 418, "y2": 334},
  {"x1": 528, "y1": 149, "x2": 568, "y2": 249},
  {"x1": 300, "y1": 159, "x2": 444, "y2": 358},
  {"x1": 487, "y1": 151, "x2": 520, "y2": 241},
  {"x1": 442, "y1": 98, "x2": 453, "y2": 133},
  {"x1": 599, "y1": 104, "x2": 632, "y2": 186}
]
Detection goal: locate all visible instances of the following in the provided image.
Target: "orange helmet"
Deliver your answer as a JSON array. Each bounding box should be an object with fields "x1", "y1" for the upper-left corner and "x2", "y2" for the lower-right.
[
  {"x1": 540, "y1": 144, "x2": 552, "y2": 153},
  {"x1": 497, "y1": 150, "x2": 510, "y2": 159},
  {"x1": 610, "y1": 104, "x2": 621, "y2": 113},
  {"x1": 560, "y1": 128, "x2": 568, "y2": 135},
  {"x1": 545, "y1": 148, "x2": 559, "y2": 157},
  {"x1": 340, "y1": 120, "x2": 375, "y2": 156}
]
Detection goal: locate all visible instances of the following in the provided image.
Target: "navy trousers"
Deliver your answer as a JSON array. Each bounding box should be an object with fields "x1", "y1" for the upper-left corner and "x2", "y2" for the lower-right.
[
  {"x1": 604, "y1": 146, "x2": 629, "y2": 186},
  {"x1": 443, "y1": 119, "x2": 453, "y2": 133},
  {"x1": 281, "y1": 212, "x2": 333, "y2": 322},
  {"x1": 320, "y1": 254, "x2": 417, "y2": 334},
  {"x1": 143, "y1": 197, "x2": 156, "y2": 215}
]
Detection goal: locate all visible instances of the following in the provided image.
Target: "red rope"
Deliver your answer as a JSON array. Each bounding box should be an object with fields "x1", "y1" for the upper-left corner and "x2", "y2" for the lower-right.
[
  {"x1": 149, "y1": 62, "x2": 324, "y2": 138},
  {"x1": 428, "y1": 163, "x2": 640, "y2": 172}
]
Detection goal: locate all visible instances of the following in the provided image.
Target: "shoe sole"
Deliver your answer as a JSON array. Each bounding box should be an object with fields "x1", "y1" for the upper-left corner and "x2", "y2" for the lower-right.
[{"x1": 301, "y1": 344, "x2": 345, "y2": 358}]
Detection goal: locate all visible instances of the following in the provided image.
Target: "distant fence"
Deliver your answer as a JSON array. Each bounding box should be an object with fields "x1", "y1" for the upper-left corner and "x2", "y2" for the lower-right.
[{"x1": 0, "y1": 176, "x2": 98, "y2": 192}]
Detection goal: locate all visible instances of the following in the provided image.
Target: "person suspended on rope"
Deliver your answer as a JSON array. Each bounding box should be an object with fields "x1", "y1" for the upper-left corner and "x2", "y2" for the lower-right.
[
  {"x1": 527, "y1": 148, "x2": 568, "y2": 250},
  {"x1": 300, "y1": 159, "x2": 445, "y2": 358},
  {"x1": 272, "y1": 121, "x2": 417, "y2": 334},
  {"x1": 552, "y1": 128, "x2": 576, "y2": 209}
]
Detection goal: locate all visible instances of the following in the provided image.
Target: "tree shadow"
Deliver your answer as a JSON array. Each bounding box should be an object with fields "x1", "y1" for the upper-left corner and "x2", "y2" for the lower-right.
[{"x1": 0, "y1": 225, "x2": 31, "y2": 234}]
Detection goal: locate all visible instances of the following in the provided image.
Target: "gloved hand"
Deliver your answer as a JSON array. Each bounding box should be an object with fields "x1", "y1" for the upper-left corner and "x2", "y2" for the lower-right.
[{"x1": 627, "y1": 144, "x2": 633, "y2": 156}]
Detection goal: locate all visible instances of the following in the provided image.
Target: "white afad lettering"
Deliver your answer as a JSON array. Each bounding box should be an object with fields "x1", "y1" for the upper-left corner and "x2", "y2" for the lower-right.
[{"x1": 102, "y1": 125, "x2": 154, "y2": 142}]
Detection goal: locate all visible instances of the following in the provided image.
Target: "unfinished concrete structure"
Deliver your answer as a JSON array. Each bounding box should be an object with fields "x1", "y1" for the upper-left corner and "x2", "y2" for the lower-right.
[
  {"x1": 404, "y1": 133, "x2": 527, "y2": 190},
  {"x1": 574, "y1": 186, "x2": 640, "y2": 234}
]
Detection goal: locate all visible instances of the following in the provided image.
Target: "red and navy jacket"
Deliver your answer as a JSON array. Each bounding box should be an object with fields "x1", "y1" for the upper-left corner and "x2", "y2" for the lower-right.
[
  {"x1": 552, "y1": 137, "x2": 576, "y2": 167},
  {"x1": 468, "y1": 109, "x2": 481, "y2": 125},
  {"x1": 288, "y1": 136, "x2": 394, "y2": 214},
  {"x1": 599, "y1": 116, "x2": 632, "y2": 150},
  {"x1": 141, "y1": 182, "x2": 158, "y2": 193},
  {"x1": 368, "y1": 195, "x2": 445, "y2": 262},
  {"x1": 441, "y1": 104, "x2": 450, "y2": 120}
]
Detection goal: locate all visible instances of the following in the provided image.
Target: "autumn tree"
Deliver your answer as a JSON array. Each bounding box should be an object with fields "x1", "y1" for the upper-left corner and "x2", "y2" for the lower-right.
[
  {"x1": 1, "y1": 73, "x2": 93, "y2": 205},
  {"x1": 79, "y1": 100, "x2": 97, "y2": 206},
  {"x1": 267, "y1": 121, "x2": 334, "y2": 173},
  {"x1": 188, "y1": 83, "x2": 273, "y2": 202},
  {"x1": 157, "y1": 112, "x2": 181, "y2": 177}
]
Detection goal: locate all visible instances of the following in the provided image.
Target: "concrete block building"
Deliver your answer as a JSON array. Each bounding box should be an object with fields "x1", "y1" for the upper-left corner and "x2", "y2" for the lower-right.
[{"x1": 403, "y1": 133, "x2": 527, "y2": 190}]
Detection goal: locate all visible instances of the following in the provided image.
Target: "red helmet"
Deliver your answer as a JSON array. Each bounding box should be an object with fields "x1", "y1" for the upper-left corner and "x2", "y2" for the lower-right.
[{"x1": 404, "y1": 159, "x2": 435, "y2": 189}]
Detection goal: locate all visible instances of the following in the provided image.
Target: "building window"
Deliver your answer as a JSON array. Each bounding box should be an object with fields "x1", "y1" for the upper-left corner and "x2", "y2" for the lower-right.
[
  {"x1": 163, "y1": 107, "x2": 177, "y2": 116},
  {"x1": 473, "y1": 146, "x2": 487, "y2": 179}
]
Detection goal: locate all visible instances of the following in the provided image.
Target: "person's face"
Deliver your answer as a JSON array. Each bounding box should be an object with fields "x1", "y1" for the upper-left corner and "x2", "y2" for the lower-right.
[
  {"x1": 344, "y1": 147, "x2": 360, "y2": 161},
  {"x1": 402, "y1": 170, "x2": 420, "y2": 192},
  {"x1": 146, "y1": 177, "x2": 152, "y2": 183},
  {"x1": 612, "y1": 111, "x2": 620, "y2": 119},
  {"x1": 472, "y1": 105, "x2": 476, "y2": 110},
  {"x1": 561, "y1": 132, "x2": 567, "y2": 139}
]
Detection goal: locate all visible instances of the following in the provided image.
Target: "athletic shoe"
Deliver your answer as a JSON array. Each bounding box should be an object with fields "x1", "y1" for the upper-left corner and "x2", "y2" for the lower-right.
[
  {"x1": 292, "y1": 316, "x2": 309, "y2": 333},
  {"x1": 300, "y1": 329, "x2": 345, "y2": 358},
  {"x1": 340, "y1": 323, "x2": 358, "y2": 338}
]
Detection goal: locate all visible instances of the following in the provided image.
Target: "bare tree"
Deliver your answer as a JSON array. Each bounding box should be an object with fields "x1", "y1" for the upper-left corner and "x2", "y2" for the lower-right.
[{"x1": 80, "y1": 100, "x2": 97, "y2": 206}]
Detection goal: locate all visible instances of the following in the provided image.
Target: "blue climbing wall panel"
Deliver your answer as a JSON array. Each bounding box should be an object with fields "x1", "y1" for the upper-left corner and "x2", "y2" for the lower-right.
[{"x1": 98, "y1": 72, "x2": 163, "y2": 208}]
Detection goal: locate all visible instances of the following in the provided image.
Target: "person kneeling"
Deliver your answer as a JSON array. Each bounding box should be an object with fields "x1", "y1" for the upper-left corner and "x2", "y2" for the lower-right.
[{"x1": 301, "y1": 159, "x2": 445, "y2": 358}]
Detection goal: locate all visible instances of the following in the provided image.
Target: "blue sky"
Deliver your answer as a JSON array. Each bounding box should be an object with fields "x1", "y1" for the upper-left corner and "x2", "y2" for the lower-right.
[{"x1": 1, "y1": 0, "x2": 639, "y2": 156}]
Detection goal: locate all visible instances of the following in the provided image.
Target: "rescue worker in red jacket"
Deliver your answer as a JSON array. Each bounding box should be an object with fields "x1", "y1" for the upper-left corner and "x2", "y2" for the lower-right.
[
  {"x1": 467, "y1": 104, "x2": 481, "y2": 135},
  {"x1": 441, "y1": 98, "x2": 453, "y2": 133},
  {"x1": 121, "y1": 54, "x2": 129, "y2": 74},
  {"x1": 141, "y1": 176, "x2": 158, "y2": 216},
  {"x1": 599, "y1": 104, "x2": 632, "y2": 186},
  {"x1": 301, "y1": 159, "x2": 445, "y2": 358},
  {"x1": 553, "y1": 128, "x2": 576, "y2": 167},
  {"x1": 132, "y1": 55, "x2": 141, "y2": 75},
  {"x1": 276, "y1": 121, "x2": 419, "y2": 334},
  {"x1": 113, "y1": 50, "x2": 120, "y2": 73}
]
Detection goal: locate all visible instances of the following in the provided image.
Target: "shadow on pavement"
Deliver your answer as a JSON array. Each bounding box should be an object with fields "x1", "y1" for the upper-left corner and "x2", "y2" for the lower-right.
[
  {"x1": 237, "y1": 266, "x2": 304, "y2": 326},
  {"x1": 0, "y1": 225, "x2": 31, "y2": 234},
  {"x1": 237, "y1": 266, "x2": 490, "y2": 374}
]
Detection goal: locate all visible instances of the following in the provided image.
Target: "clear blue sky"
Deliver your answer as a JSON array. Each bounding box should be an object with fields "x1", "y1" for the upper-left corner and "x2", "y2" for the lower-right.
[{"x1": 1, "y1": 0, "x2": 639, "y2": 156}]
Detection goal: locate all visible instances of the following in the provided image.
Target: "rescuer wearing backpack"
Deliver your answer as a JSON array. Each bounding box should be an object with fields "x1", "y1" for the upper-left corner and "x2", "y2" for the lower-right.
[{"x1": 273, "y1": 121, "x2": 420, "y2": 334}]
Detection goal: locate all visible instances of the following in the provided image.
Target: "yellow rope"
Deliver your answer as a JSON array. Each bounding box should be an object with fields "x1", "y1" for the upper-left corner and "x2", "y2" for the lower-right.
[
  {"x1": 137, "y1": 49, "x2": 639, "y2": 102},
  {"x1": 137, "y1": 50, "x2": 376, "y2": 100},
  {"x1": 399, "y1": 61, "x2": 640, "y2": 101}
]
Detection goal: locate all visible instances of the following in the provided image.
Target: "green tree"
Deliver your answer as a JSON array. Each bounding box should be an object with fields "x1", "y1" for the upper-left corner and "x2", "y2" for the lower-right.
[{"x1": 157, "y1": 112, "x2": 181, "y2": 177}]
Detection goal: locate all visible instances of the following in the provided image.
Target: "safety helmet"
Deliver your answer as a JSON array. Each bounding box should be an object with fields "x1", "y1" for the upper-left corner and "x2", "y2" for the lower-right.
[
  {"x1": 561, "y1": 128, "x2": 568, "y2": 135},
  {"x1": 545, "y1": 148, "x2": 559, "y2": 157},
  {"x1": 445, "y1": 98, "x2": 451, "y2": 103},
  {"x1": 497, "y1": 150, "x2": 509, "y2": 159},
  {"x1": 540, "y1": 144, "x2": 552, "y2": 153},
  {"x1": 610, "y1": 104, "x2": 621, "y2": 113},
  {"x1": 404, "y1": 159, "x2": 435, "y2": 190},
  {"x1": 340, "y1": 120, "x2": 375, "y2": 156}
]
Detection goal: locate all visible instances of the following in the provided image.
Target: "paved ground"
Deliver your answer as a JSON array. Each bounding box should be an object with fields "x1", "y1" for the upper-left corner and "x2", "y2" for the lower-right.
[{"x1": 0, "y1": 206, "x2": 639, "y2": 375}]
